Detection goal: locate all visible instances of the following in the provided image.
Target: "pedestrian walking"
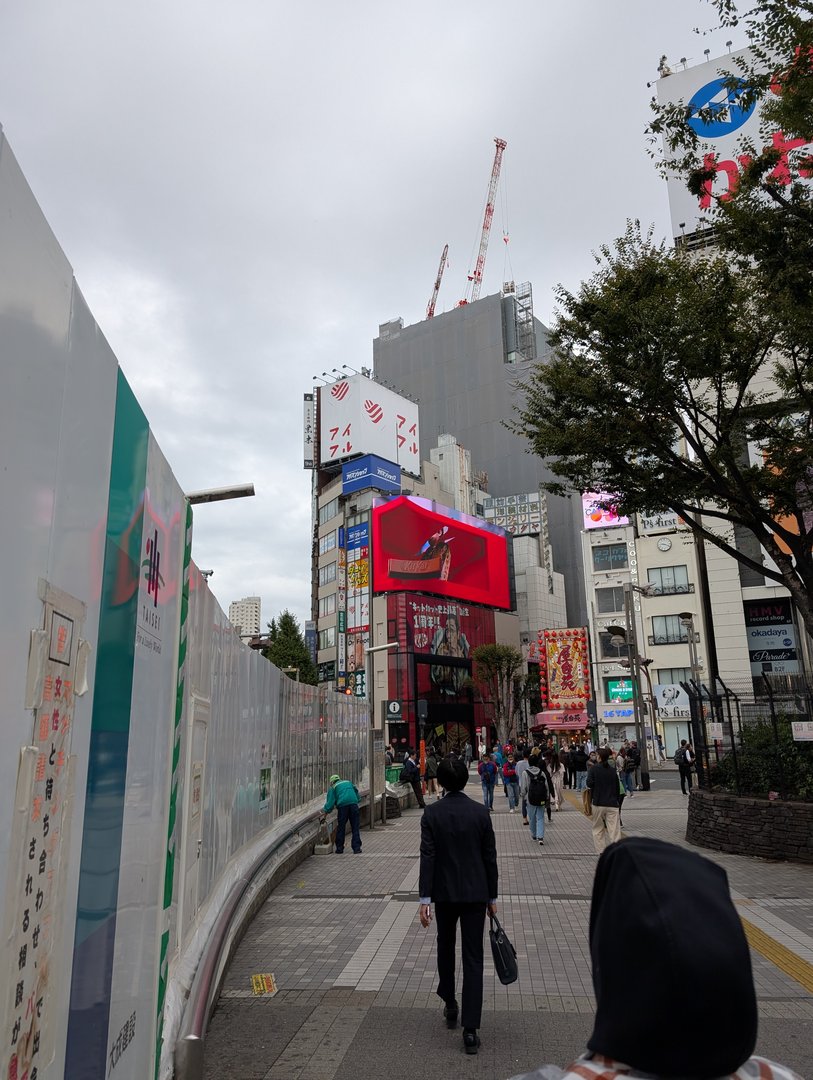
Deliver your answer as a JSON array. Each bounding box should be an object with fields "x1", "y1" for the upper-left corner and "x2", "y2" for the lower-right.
[
  {"x1": 419, "y1": 757, "x2": 498, "y2": 1056},
  {"x1": 425, "y1": 749, "x2": 439, "y2": 799},
  {"x1": 548, "y1": 752, "x2": 565, "y2": 811},
  {"x1": 573, "y1": 743, "x2": 589, "y2": 791},
  {"x1": 566, "y1": 743, "x2": 577, "y2": 788},
  {"x1": 509, "y1": 838, "x2": 802, "y2": 1080},
  {"x1": 628, "y1": 740, "x2": 642, "y2": 789},
  {"x1": 464, "y1": 740, "x2": 473, "y2": 767},
  {"x1": 520, "y1": 755, "x2": 552, "y2": 845},
  {"x1": 477, "y1": 754, "x2": 497, "y2": 811},
  {"x1": 502, "y1": 753, "x2": 521, "y2": 813},
  {"x1": 675, "y1": 739, "x2": 694, "y2": 795},
  {"x1": 401, "y1": 750, "x2": 426, "y2": 808},
  {"x1": 320, "y1": 774, "x2": 362, "y2": 854},
  {"x1": 515, "y1": 748, "x2": 531, "y2": 824},
  {"x1": 655, "y1": 732, "x2": 666, "y2": 766},
  {"x1": 492, "y1": 745, "x2": 505, "y2": 794},
  {"x1": 586, "y1": 747, "x2": 621, "y2": 853}
]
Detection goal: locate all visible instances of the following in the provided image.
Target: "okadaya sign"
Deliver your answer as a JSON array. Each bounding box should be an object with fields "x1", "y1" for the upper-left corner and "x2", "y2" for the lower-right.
[
  {"x1": 743, "y1": 598, "x2": 799, "y2": 676},
  {"x1": 342, "y1": 454, "x2": 401, "y2": 495}
]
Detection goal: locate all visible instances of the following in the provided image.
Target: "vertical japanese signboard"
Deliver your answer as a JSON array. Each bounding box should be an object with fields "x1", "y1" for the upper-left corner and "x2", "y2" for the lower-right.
[
  {"x1": 544, "y1": 628, "x2": 590, "y2": 710},
  {"x1": 3, "y1": 583, "x2": 88, "y2": 1080}
]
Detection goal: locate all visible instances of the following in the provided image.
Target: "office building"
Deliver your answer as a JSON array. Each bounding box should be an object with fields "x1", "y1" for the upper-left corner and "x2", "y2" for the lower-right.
[
  {"x1": 373, "y1": 286, "x2": 587, "y2": 627},
  {"x1": 228, "y1": 596, "x2": 261, "y2": 639}
]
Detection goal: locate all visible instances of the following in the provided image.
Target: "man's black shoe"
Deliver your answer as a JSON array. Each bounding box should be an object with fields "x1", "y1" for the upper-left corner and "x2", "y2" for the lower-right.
[
  {"x1": 443, "y1": 1002, "x2": 459, "y2": 1029},
  {"x1": 463, "y1": 1029, "x2": 480, "y2": 1055}
]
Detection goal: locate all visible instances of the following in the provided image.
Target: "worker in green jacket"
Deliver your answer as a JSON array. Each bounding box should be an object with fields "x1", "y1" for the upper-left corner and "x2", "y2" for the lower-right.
[{"x1": 320, "y1": 774, "x2": 362, "y2": 854}]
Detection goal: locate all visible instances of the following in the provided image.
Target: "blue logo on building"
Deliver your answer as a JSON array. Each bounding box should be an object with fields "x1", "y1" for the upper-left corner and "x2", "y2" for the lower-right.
[
  {"x1": 686, "y1": 77, "x2": 755, "y2": 138},
  {"x1": 342, "y1": 454, "x2": 401, "y2": 495}
]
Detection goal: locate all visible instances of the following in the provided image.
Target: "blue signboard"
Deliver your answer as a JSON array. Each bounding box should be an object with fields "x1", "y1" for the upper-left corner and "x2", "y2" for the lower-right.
[{"x1": 342, "y1": 454, "x2": 401, "y2": 496}]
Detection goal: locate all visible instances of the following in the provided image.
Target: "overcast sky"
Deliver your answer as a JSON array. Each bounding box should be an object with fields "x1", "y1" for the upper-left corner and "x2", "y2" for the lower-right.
[{"x1": 0, "y1": 1, "x2": 745, "y2": 630}]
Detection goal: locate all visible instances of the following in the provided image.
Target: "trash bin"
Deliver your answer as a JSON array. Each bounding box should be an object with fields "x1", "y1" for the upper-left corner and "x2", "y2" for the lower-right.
[{"x1": 385, "y1": 766, "x2": 404, "y2": 784}]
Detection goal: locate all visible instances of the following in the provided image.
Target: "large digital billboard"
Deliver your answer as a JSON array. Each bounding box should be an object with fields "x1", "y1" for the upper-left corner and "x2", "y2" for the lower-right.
[
  {"x1": 371, "y1": 495, "x2": 511, "y2": 610},
  {"x1": 318, "y1": 373, "x2": 420, "y2": 476}
]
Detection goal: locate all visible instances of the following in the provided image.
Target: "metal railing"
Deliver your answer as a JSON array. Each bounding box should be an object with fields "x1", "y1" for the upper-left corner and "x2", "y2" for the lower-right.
[{"x1": 682, "y1": 674, "x2": 813, "y2": 802}]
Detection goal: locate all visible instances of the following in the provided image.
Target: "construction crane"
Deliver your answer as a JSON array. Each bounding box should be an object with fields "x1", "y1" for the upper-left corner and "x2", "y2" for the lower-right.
[
  {"x1": 460, "y1": 136, "x2": 507, "y2": 306},
  {"x1": 426, "y1": 243, "x2": 449, "y2": 319}
]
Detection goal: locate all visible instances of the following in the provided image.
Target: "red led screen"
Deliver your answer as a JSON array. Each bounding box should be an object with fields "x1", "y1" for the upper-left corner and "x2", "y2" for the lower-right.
[{"x1": 372, "y1": 496, "x2": 511, "y2": 610}]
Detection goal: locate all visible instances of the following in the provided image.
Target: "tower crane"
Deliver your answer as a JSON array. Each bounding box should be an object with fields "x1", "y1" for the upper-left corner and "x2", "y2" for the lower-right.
[
  {"x1": 460, "y1": 136, "x2": 507, "y2": 306},
  {"x1": 426, "y1": 243, "x2": 449, "y2": 319}
]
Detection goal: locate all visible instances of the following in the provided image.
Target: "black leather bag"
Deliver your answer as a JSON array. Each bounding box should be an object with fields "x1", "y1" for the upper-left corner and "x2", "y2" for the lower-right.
[{"x1": 488, "y1": 914, "x2": 518, "y2": 985}]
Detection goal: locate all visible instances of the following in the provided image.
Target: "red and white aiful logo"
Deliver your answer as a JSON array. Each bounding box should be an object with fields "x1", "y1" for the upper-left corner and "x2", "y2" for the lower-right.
[
  {"x1": 364, "y1": 399, "x2": 384, "y2": 424},
  {"x1": 331, "y1": 381, "x2": 350, "y2": 400}
]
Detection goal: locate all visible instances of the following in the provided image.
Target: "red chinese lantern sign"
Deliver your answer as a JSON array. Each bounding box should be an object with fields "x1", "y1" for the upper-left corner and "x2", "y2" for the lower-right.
[{"x1": 543, "y1": 628, "x2": 589, "y2": 710}]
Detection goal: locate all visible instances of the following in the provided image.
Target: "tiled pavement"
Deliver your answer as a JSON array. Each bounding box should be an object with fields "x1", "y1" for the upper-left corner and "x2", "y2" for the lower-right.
[{"x1": 203, "y1": 779, "x2": 813, "y2": 1079}]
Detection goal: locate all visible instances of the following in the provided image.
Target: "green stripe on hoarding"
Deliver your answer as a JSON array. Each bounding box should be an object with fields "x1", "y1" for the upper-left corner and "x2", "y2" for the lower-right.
[
  {"x1": 154, "y1": 499, "x2": 193, "y2": 1077},
  {"x1": 66, "y1": 368, "x2": 149, "y2": 1078}
]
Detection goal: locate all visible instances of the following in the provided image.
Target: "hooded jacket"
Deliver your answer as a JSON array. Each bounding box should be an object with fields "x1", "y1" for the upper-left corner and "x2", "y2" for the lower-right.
[
  {"x1": 586, "y1": 838, "x2": 758, "y2": 1078},
  {"x1": 509, "y1": 838, "x2": 798, "y2": 1080}
]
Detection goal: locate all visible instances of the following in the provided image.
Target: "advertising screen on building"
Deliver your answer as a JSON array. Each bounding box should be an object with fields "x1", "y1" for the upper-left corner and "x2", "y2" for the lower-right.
[
  {"x1": 582, "y1": 492, "x2": 629, "y2": 530},
  {"x1": 372, "y1": 496, "x2": 511, "y2": 610},
  {"x1": 318, "y1": 373, "x2": 420, "y2": 476}
]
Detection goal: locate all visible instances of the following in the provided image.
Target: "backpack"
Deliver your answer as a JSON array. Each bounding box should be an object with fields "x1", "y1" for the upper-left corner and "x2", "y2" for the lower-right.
[
  {"x1": 527, "y1": 771, "x2": 549, "y2": 807},
  {"x1": 674, "y1": 747, "x2": 686, "y2": 765}
]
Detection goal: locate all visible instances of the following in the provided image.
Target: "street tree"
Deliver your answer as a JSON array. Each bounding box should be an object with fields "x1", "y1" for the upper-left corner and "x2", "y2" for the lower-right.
[
  {"x1": 513, "y1": 0, "x2": 813, "y2": 637},
  {"x1": 262, "y1": 610, "x2": 318, "y2": 685},
  {"x1": 471, "y1": 644, "x2": 525, "y2": 747}
]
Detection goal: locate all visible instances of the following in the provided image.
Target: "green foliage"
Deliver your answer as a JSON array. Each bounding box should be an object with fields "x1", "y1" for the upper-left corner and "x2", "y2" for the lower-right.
[
  {"x1": 711, "y1": 716, "x2": 813, "y2": 801},
  {"x1": 262, "y1": 610, "x2": 318, "y2": 685},
  {"x1": 513, "y1": 1, "x2": 813, "y2": 635},
  {"x1": 472, "y1": 644, "x2": 525, "y2": 746}
]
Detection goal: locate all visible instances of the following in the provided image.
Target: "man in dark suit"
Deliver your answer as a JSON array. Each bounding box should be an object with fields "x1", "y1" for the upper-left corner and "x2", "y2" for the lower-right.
[{"x1": 419, "y1": 757, "x2": 498, "y2": 1055}]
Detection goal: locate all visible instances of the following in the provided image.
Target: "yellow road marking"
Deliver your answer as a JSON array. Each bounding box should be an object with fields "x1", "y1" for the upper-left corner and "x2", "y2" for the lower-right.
[{"x1": 740, "y1": 917, "x2": 813, "y2": 994}]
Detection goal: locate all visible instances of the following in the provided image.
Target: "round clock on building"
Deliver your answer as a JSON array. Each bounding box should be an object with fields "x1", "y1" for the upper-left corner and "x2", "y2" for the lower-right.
[{"x1": 656, "y1": 537, "x2": 672, "y2": 551}]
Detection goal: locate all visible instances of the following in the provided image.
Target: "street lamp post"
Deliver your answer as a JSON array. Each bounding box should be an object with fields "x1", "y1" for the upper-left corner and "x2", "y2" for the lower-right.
[
  {"x1": 281, "y1": 667, "x2": 300, "y2": 682},
  {"x1": 607, "y1": 583, "x2": 652, "y2": 791},
  {"x1": 365, "y1": 641, "x2": 398, "y2": 830}
]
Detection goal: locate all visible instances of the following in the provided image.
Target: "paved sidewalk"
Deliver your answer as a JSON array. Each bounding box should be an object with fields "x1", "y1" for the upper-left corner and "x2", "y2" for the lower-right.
[{"x1": 203, "y1": 780, "x2": 813, "y2": 1080}]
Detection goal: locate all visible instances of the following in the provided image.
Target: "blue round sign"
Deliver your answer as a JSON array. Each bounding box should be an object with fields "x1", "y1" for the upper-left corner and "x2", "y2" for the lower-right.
[{"x1": 686, "y1": 77, "x2": 755, "y2": 138}]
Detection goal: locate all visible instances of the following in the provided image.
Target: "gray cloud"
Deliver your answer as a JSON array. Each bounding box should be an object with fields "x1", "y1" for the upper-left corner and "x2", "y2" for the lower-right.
[{"x1": 0, "y1": 0, "x2": 744, "y2": 627}]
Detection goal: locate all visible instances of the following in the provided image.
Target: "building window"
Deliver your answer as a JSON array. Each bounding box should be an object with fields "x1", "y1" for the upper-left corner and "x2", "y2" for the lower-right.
[
  {"x1": 598, "y1": 632, "x2": 627, "y2": 659},
  {"x1": 647, "y1": 565, "x2": 693, "y2": 596},
  {"x1": 318, "y1": 626, "x2": 336, "y2": 651},
  {"x1": 657, "y1": 667, "x2": 692, "y2": 685},
  {"x1": 592, "y1": 544, "x2": 628, "y2": 571},
  {"x1": 319, "y1": 530, "x2": 337, "y2": 556},
  {"x1": 595, "y1": 586, "x2": 625, "y2": 613},
  {"x1": 649, "y1": 615, "x2": 689, "y2": 646},
  {"x1": 318, "y1": 561, "x2": 337, "y2": 587},
  {"x1": 319, "y1": 497, "x2": 340, "y2": 526},
  {"x1": 318, "y1": 593, "x2": 336, "y2": 617}
]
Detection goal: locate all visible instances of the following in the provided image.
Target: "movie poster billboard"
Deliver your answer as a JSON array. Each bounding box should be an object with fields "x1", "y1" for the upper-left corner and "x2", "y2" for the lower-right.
[
  {"x1": 394, "y1": 595, "x2": 497, "y2": 699},
  {"x1": 372, "y1": 495, "x2": 511, "y2": 610},
  {"x1": 544, "y1": 628, "x2": 590, "y2": 710}
]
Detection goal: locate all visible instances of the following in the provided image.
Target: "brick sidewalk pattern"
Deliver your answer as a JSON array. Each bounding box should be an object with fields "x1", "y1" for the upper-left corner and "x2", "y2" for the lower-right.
[{"x1": 203, "y1": 778, "x2": 813, "y2": 1079}]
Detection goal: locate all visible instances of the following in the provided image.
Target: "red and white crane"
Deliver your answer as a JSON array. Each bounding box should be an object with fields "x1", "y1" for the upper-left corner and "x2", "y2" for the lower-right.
[
  {"x1": 460, "y1": 136, "x2": 507, "y2": 305},
  {"x1": 426, "y1": 243, "x2": 449, "y2": 319}
]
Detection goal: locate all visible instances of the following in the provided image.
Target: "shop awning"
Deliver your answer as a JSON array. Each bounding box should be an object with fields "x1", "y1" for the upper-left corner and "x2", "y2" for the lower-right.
[{"x1": 531, "y1": 710, "x2": 590, "y2": 732}]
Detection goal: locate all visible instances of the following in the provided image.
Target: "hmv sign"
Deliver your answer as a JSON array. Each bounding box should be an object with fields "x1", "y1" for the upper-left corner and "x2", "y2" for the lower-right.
[{"x1": 743, "y1": 598, "x2": 800, "y2": 676}]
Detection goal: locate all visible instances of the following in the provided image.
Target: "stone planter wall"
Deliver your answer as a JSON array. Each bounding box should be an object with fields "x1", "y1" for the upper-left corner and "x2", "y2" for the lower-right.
[{"x1": 686, "y1": 789, "x2": 813, "y2": 864}]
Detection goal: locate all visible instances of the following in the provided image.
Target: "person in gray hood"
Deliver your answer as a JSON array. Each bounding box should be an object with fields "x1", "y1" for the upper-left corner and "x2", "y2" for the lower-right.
[{"x1": 509, "y1": 837, "x2": 800, "y2": 1080}]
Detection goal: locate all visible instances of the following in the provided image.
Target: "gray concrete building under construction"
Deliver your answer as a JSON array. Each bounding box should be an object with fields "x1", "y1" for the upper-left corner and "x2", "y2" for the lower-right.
[{"x1": 373, "y1": 285, "x2": 588, "y2": 627}]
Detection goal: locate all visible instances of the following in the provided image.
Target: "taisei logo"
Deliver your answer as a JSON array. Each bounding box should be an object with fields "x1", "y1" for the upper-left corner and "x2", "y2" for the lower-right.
[{"x1": 143, "y1": 528, "x2": 164, "y2": 607}]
